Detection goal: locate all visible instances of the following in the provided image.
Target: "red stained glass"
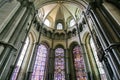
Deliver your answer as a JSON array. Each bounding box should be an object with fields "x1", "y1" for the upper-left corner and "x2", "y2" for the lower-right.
[{"x1": 73, "y1": 46, "x2": 87, "y2": 80}]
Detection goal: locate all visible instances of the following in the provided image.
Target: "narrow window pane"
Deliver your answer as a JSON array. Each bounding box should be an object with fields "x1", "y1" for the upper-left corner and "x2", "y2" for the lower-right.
[
  {"x1": 11, "y1": 37, "x2": 29, "y2": 80},
  {"x1": 44, "y1": 19, "x2": 50, "y2": 27},
  {"x1": 73, "y1": 46, "x2": 87, "y2": 80},
  {"x1": 70, "y1": 19, "x2": 75, "y2": 27},
  {"x1": 31, "y1": 44, "x2": 48, "y2": 80},
  {"x1": 54, "y1": 48, "x2": 65, "y2": 80},
  {"x1": 57, "y1": 23, "x2": 63, "y2": 30},
  {"x1": 90, "y1": 38, "x2": 107, "y2": 80}
]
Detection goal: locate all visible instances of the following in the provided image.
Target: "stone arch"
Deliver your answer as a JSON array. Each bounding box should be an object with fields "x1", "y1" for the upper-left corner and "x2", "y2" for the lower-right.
[
  {"x1": 40, "y1": 40, "x2": 50, "y2": 48},
  {"x1": 46, "y1": 30, "x2": 52, "y2": 38},
  {"x1": 54, "y1": 44, "x2": 65, "y2": 49},
  {"x1": 81, "y1": 31, "x2": 90, "y2": 44},
  {"x1": 42, "y1": 28, "x2": 47, "y2": 36},
  {"x1": 72, "y1": 28, "x2": 77, "y2": 36},
  {"x1": 29, "y1": 31, "x2": 37, "y2": 43},
  {"x1": 69, "y1": 41, "x2": 79, "y2": 49},
  {"x1": 67, "y1": 31, "x2": 72, "y2": 38},
  {"x1": 54, "y1": 32, "x2": 60, "y2": 40},
  {"x1": 60, "y1": 32, "x2": 65, "y2": 40},
  {"x1": 54, "y1": 43, "x2": 65, "y2": 49}
]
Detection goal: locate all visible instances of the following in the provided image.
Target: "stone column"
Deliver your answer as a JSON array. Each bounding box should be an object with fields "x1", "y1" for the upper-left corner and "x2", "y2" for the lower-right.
[
  {"x1": 25, "y1": 22, "x2": 43, "y2": 80},
  {"x1": 14, "y1": 8, "x2": 36, "y2": 80},
  {"x1": 88, "y1": 2, "x2": 120, "y2": 80},
  {"x1": 47, "y1": 29, "x2": 55, "y2": 80},
  {"x1": 68, "y1": 48, "x2": 76, "y2": 80},
  {"x1": 0, "y1": 3, "x2": 26, "y2": 80},
  {"x1": 64, "y1": 30, "x2": 70, "y2": 80},
  {"x1": 0, "y1": 0, "x2": 22, "y2": 61},
  {"x1": 0, "y1": 0, "x2": 20, "y2": 33},
  {"x1": 76, "y1": 23, "x2": 89, "y2": 80},
  {"x1": 0, "y1": 1, "x2": 35, "y2": 79},
  {"x1": 83, "y1": 11, "x2": 102, "y2": 80},
  {"x1": 47, "y1": 48, "x2": 55, "y2": 80},
  {"x1": 65, "y1": 49, "x2": 70, "y2": 80}
]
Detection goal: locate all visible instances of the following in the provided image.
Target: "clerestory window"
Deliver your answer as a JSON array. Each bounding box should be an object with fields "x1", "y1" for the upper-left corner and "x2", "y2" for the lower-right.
[
  {"x1": 73, "y1": 46, "x2": 87, "y2": 80},
  {"x1": 57, "y1": 23, "x2": 63, "y2": 30}
]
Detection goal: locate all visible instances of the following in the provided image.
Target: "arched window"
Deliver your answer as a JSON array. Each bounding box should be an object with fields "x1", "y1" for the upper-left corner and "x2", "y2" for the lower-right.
[
  {"x1": 31, "y1": 44, "x2": 48, "y2": 80},
  {"x1": 73, "y1": 46, "x2": 87, "y2": 80},
  {"x1": 70, "y1": 19, "x2": 75, "y2": 27},
  {"x1": 90, "y1": 38, "x2": 107, "y2": 80},
  {"x1": 11, "y1": 37, "x2": 29, "y2": 80},
  {"x1": 44, "y1": 19, "x2": 50, "y2": 27},
  {"x1": 57, "y1": 23, "x2": 63, "y2": 30},
  {"x1": 54, "y1": 48, "x2": 65, "y2": 80}
]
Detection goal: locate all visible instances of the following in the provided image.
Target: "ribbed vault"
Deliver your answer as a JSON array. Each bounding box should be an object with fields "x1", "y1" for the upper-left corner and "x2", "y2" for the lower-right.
[{"x1": 34, "y1": 0, "x2": 93, "y2": 29}]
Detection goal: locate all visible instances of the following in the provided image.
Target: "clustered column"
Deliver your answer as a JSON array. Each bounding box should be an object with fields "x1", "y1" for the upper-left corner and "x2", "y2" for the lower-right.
[
  {"x1": 0, "y1": 0, "x2": 35, "y2": 80},
  {"x1": 88, "y1": 2, "x2": 120, "y2": 80},
  {"x1": 64, "y1": 30, "x2": 70, "y2": 80},
  {"x1": 25, "y1": 22, "x2": 42, "y2": 80},
  {"x1": 47, "y1": 29, "x2": 55, "y2": 80}
]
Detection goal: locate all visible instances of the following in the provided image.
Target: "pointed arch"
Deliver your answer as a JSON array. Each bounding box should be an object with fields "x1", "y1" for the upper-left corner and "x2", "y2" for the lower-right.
[
  {"x1": 69, "y1": 41, "x2": 87, "y2": 80},
  {"x1": 40, "y1": 41, "x2": 50, "y2": 49},
  {"x1": 69, "y1": 41, "x2": 79, "y2": 49},
  {"x1": 54, "y1": 44, "x2": 65, "y2": 49},
  {"x1": 31, "y1": 43, "x2": 49, "y2": 80},
  {"x1": 54, "y1": 44, "x2": 65, "y2": 80}
]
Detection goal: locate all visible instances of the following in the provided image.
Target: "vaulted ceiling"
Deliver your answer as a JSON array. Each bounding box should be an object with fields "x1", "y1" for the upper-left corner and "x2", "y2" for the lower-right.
[{"x1": 32, "y1": 0, "x2": 94, "y2": 29}]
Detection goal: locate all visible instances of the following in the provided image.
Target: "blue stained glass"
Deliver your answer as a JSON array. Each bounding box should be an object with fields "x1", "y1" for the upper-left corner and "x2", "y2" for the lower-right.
[
  {"x1": 31, "y1": 44, "x2": 48, "y2": 80},
  {"x1": 54, "y1": 48, "x2": 65, "y2": 80}
]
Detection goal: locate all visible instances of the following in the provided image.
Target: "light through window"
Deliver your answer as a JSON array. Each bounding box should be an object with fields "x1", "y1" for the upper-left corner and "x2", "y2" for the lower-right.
[
  {"x1": 54, "y1": 48, "x2": 65, "y2": 80},
  {"x1": 70, "y1": 19, "x2": 75, "y2": 27},
  {"x1": 31, "y1": 44, "x2": 48, "y2": 80},
  {"x1": 11, "y1": 37, "x2": 29, "y2": 80},
  {"x1": 44, "y1": 19, "x2": 50, "y2": 27},
  {"x1": 73, "y1": 46, "x2": 87, "y2": 80},
  {"x1": 57, "y1": 23, "x2": 63, "y2": 30},
  {"x1": 90, "y1": 38, "x2": 107, "y2": 80}
]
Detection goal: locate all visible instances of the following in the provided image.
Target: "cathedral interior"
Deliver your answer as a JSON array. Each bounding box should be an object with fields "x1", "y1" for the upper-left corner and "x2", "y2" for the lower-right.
[{"x1": 0, "y1": 0, "x2": 120, "y2": 80}]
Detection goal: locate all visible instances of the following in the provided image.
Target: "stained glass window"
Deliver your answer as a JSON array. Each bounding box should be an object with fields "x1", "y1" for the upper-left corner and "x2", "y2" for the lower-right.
[
  {"x1": 73, "y1": 46, "x2": 87, "y2": 80},
  {"x1": 54, "y1": 48, "x2": 65, "y2": 80},
  {"x1": 31, "y1": 44, "x2": 48, "y2": 80},
  {"x1": 11, "y1": 37, "x2": 29, "y2": 80},
  {"x1": 90, "y1": 38, "x2": 107, "y2": 80},
  {"x1": 57, "y1": 23, "x2": 63, "y2": 30}
]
